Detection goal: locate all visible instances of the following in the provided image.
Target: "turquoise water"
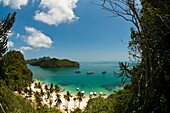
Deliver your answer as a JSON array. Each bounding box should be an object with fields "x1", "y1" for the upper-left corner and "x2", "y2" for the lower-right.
[{"x1": 27, "y1": 62, "x2": 129, "y2": 96}]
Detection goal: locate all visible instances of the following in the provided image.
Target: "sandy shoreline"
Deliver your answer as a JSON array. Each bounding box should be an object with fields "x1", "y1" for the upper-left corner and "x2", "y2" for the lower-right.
[{"x1": 16, "y1": 80, "x2": 96, "y2": 113}]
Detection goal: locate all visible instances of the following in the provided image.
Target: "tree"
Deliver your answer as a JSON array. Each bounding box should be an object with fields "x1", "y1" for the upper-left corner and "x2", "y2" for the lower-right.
[
  {"x1": 44, "y1": 84, "x2": 48, "y2": 92},
  {"x1": 54, "y1": 84, "x2": 60, "y2": 94},
  {"x1": 50, "y1": 83, "x2": 54, "y2": 93},
  {"x1": 49, "y1": 98, "x2": 53, "y2": 108},
  {"x1": 64, "y1": 91, "x2": 72, "y2": 112},
  {"x1": 28, "y1": 86, "x2": 32, "y2": 98},
  {"x1": 0, "y1": 12, "x2": 16, "y2": 81},
  {"x1": 76, "y1": 91, "x2": 84, "y2": 108},
  {"x1": 40, "y1": 88, "x2": 44, "y2": 97},
  {"x1": 0, "y1": 12, "x2": 16, "y2": 84},
  {"x1": 38, "y1": 82, "x2": 42, "y2": 89},
  {"x1": 55, "y1": 93, "x2": 62, "y2": 109},
  {"x1": 100, "y1": 0, "x2": 170, "y2": 112},
  {"x1": 64, "y1": 94, "x2": 67, "y2": 109},
  {"x1": 1, "y1": 51, "x2": 33, "y2": 91},
  {"x1": 34, "y1": 91, "x2": 43, "y2": 109},
  {"x1": 73, "y1": 97, "x2": 77, "y2": 109},
  {"x1": 0, "y1": 12, "x2": 16, "y2": 58}
]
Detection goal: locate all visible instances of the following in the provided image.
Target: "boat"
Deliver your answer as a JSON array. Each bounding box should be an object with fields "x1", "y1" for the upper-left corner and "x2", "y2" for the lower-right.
[
  {"x1": 99, "y1": 92, "x2": 103, "y2": 96},
  {"x1": 102, "y1": 71, "x2": 106, "y2": 74},
  {"x1": 75, "y1": 70, "x2": 81, "y2": 74},
  {"x1": 93, "y1": 92, "x2": 97, "y2": 96},
  {"x1": 76, "y1": 87, "x2": 80, "y2": 91},
  {"x1": 86, "y1": 71, "x2": 94, "y2": 74},
  {"x1": 90, "y1": 92, "x2": 93, "y2": 97},
  {"x1": 99, "y1": 92, "x2": 103, "y2": 95},
  {"x1": 81, "y1": 90, "x2": 85, "y2": 95}
]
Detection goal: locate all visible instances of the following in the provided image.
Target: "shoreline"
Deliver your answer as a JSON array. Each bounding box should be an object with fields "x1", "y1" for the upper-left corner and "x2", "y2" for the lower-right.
[
  {"x1": 35, "y1": 79, "x2": 123, "y2": 98},
  {"x1": 17, "y1": 79, "x2": 91, "y2": 112},
  {"x1": 14, "y1": 79, "x2": 125, "y2": 113}
]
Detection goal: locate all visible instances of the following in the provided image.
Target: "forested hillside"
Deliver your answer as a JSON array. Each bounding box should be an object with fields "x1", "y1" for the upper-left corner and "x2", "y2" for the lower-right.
[
  {"x1": 27, "y1": 57, "x2": 80, "y2": 68},
  {"x1": 1, "y1": 50, "x2": 32, "y2": 91}
]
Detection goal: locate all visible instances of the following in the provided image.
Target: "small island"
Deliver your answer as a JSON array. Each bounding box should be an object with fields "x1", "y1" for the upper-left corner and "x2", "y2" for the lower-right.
[{"x1": 27, "y1": 57, "x2": 80, "y2": 68}]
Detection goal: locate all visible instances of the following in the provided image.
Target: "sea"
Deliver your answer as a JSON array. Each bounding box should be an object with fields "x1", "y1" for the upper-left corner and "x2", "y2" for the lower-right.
[{"x1": 27, "y1": 61, "x2": 130, "y2": 96}]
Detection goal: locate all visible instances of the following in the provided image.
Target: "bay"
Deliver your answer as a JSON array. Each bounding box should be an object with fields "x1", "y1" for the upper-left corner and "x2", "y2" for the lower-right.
[{"x1": 27, "y1": 62, "x2": 129, "y2": 96}]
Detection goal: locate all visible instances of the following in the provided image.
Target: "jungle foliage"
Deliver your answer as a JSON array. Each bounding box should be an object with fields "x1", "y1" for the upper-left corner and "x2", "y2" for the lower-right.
[
  {"x1": 1, "y1": 50, "x2": 33, "y2": 91},
  {"x1": 73, "y1": 0, "x2": 170, "y2": 113}
]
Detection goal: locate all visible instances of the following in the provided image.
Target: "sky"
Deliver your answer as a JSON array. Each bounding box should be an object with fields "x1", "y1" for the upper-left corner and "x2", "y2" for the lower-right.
[{"x1": 0, "y1": 0, "x2": 133, "y2": 62}]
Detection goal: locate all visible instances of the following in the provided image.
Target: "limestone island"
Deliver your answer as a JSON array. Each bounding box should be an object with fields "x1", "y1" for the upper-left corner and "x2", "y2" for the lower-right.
[{"x1": 26, "y1": 56, "x2": 80, "y2": 68}]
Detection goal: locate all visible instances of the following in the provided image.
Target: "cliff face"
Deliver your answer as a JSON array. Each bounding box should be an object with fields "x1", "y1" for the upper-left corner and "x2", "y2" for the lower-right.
[{"x1": 27, "y1": 57, "x2": 80, "y2": 68}]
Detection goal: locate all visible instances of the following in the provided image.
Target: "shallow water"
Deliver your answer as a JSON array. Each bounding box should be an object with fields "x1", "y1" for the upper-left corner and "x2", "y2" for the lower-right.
[{"x1": 27, "y1": 62, "x2": 129, "y2": 96}]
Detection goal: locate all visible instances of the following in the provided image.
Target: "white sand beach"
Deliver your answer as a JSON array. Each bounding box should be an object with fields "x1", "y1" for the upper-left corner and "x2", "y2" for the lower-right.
[{"x1": 15, "y1": 80, "x2": 93, "y2": 113}]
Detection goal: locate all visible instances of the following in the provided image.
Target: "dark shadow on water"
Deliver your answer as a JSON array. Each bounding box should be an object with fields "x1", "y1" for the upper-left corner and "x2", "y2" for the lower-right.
[
  {"x1": 58, "y1": 82, "x2": 71, "y2": 86},
  {"x1": 100, "y1": 83, "x2": 122, "y2": 91}
]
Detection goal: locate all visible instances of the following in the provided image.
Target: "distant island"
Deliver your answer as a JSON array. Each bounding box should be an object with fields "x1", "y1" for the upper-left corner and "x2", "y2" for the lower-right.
[{"x1": 27, "y1": 57, "x2": 80, "y2": 68}]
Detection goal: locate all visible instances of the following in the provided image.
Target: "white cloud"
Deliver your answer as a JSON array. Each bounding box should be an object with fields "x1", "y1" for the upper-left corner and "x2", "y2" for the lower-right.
[
  {"x1": 34, "y1": 0, "x2": 79, "y2": 25},
  {"x1": 16, "y1": 33, "x2": 20, "y2": 38},
  {"x1": 18, "y1": 46, "x2": 33, "y2": 53},
  {"x1": 7, "y1": 41, "x2": 14, "y2": 48},
  {"x1": 19, "y1": 46, "x2": 33, "y2": 51},
  {"x1": 0, "y1": 0, "x2": 28, "y2": 9},
  {"x1": 25, "y1": 26, "x2": 53, "y2": 48}
]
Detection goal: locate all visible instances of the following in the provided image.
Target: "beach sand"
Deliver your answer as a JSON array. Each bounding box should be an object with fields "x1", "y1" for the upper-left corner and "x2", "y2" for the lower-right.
[{"x1": 16, "y1": 80, "x2": 93, "y2": 113}]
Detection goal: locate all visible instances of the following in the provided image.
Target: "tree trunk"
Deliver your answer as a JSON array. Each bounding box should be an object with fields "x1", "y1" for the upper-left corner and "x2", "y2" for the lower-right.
[
  {"x1": 0, "y1": 103, "x2": 6, "y2": 113},
  {"x1": 79, "y1": 101, "x2": 81, "y2": 108}
]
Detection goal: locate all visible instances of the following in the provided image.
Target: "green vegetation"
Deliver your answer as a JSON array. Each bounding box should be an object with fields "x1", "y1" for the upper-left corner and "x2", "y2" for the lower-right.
[
  {"x1": 0, "y1": 85, "x2": 36, "y2": 113},
  {"x1": 27, "y1": 57, "x2": 80, "y2": 68},
  {"x1": 83, "y1": 84, "x2": 131, "y2": 113},
  {"x1": 0, "y1": 50, "x2": 63, "y2": 113},
  {"x1": 0, "y1": 13, "x2": 62, "y2": 113},
  {"x1": 36, "y1": 106, "x2": 62, "y2": 113},
  {"x1": 1, "y1": 0, "x2": 170, "y2": 112},
  {"x1": 72, "y1": 0, "x2": 170, "y2": 113},
  {"x1": 0, "y1": 12, "x2": 16, "y2": 83},
  {"x1": 1, "y1": 50, "x2": 33, "y2": 91}
]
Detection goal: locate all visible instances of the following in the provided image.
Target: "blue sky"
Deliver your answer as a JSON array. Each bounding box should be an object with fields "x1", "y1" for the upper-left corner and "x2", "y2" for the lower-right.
[{"x1": 1, "y1": 0, "x2": 132, "y2": 62}]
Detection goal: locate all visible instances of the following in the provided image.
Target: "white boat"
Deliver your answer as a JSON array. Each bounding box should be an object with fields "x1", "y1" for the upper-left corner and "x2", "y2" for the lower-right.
[
  {"x1": 86, "y1": 71, "x2": 94, "y2": 74},
  {"x1": 93, "y1": 92, "x2": 97, "y2": 96},
  {"x1": 81, "y1": 90, "x2": 85, "y2": 95},
  {"x1": 76, "y1": 87, "x2": 80, "y2": 91},
  {"x1": 90, "y1": 92, "x2": 93, "y2": 96},
  {"x1": 99, "y1": 92, "x2": 103, "y2": 96},
  {"x1": 99, "y1": 92, "x2": 103, "y2": 95}
]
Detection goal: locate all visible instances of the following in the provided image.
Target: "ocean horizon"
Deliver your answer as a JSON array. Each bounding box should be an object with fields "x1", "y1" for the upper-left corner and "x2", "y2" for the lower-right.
[{"x1": 27, "y1": 61, "x2": 130, "y2": 96}]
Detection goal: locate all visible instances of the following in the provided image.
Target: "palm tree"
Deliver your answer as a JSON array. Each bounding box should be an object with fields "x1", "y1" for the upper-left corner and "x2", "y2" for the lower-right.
[
  {"x1": 49, "y1": 98, "x2": 53, "y2": 108},
  {"x1": 64, "y1": 94, "x2": 67, "y2": 108},
  {"x1": 50, "y1": 83, "x2": 54, "y2": 93},
  {"x1": 44, "y1": 84, "x2": 48, "y2": 92},
  {"x1": 34, "y1": 82, "x2": 38, "y2": 88},
  {"x1": 34, "y1": 91, "x2": 43, "y2": 109},
  {"x1": 55, "y1": 93, "x2": 62, "y2": 109},
  {"x1": 40, "y1": 88, "x2": 44, "y2": 96},
  {"x1": 28, "y1": 86, "x2": 32, "y2": 98},
  {"x1": 64, "y1": 91, "x2": 72, "y2": 112},
  {"x1": 54, "y1": 84, "x2": 60, "y2": 93},
  {"x1": 44, "y1": 84, "x2": 48, "y2": 100},
  {"x1": 38, "y1": 82, "x2": 42, "y2": 89},
  {"x1": 47, "y1": 91, "x2": 50, "y2": 99},
  {"x1": 73, "y1": 97, "x2": 77, "y2": 109},
  {"x1": 76, "y1": 91, "x2": 84, "y2": 108},
  {"x1": 66, "y1": 91, "x2": 72, "y2": 109}
]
